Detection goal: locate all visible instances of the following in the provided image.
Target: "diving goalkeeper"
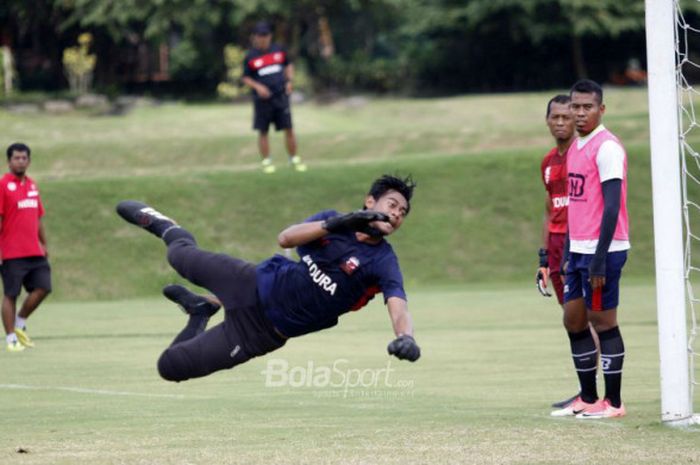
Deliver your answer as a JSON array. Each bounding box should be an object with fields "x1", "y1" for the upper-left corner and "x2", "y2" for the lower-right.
[{"x1": 116, "y1": 174, "x2": 420, "y2": 382}]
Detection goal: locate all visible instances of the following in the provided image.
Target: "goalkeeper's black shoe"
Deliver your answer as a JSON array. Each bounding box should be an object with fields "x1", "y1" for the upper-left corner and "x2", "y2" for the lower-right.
[
  {"x1": 116, "y1": 200, "x2": 179, "y2": 238},
  {"x1": 551, "y1": 392, "x2": 580, "y2": 409},
  {"x1": 163, "y1": 284, "x2": 221, "y2": 318}
]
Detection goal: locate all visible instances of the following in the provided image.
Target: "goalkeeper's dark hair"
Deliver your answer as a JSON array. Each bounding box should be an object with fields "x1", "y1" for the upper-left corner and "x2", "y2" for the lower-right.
[
  {"x1": 546, "y1": 94, "x2": 570, "y2": 118},
  {"x1": 6, "y1": 142, "x2": 31, "y2": 160},
  {"x1": 368, "y1": 174, "x2": 417, "y2": 214},
  {"x1": 570, "y1": 79, "x2": 603, "y2": 104}
]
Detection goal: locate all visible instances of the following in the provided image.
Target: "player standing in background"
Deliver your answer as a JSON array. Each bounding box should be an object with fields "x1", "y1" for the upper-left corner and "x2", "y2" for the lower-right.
[
  {"x1": 537, "y1": 95, "x2": 573, "y2": 305},
  {"x1": 115, "y1": 174, "x2": 420, "y2": 382},
  {"x1": 241, "y1": 21, "x2": 306, "y2": 174},
  {"x1": 551, "y1": 79, "x2": 630, "y2": 419},
  {"x1": 537, "y1": 95, "x2": 601, "y2": 409},
  {"x1": 1, "y1": 143, "x2": 51, "y2": 352}
]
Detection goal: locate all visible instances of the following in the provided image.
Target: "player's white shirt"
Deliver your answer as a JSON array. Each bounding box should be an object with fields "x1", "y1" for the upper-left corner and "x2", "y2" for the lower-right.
[{"x1": 570, "y1": 124, "x2": 631, "y2": 254}]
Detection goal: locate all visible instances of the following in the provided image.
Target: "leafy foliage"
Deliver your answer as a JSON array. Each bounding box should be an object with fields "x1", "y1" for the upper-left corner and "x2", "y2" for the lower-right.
[
  {"x1": 217, "y1": 44, "x2": 245, "y2": 98},
  {"x1": 62, "y1": 32, "x2": 96, "y2": 93},
  {"x1": 1, "y1": 0, "x2": 650, "y2": 93}
]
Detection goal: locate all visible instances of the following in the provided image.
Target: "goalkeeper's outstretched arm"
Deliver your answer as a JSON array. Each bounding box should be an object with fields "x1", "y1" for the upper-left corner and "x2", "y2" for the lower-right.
[
  {"x1": 278, "y1": 211, "x2": 390, "y2": 248},
  {"x1": 386, "y1": 297, "x2": 421, "y2": 362},
  {"x1": 277, "y1": 221, "x2": 327, "y2": 248},
  {"x1": 387, "y1": 297, "x2": 413, "y2": 337}
]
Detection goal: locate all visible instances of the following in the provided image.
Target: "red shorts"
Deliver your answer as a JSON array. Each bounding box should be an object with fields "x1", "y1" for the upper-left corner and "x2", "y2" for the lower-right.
[{"x1": 547, "y1": 233, "x2": 566, "y2": 305}]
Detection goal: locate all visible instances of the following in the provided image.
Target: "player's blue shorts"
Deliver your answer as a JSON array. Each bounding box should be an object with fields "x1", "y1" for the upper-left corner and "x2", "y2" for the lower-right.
[{"x1": 563, "y1": 251, "x2": 627, "y2": 311}]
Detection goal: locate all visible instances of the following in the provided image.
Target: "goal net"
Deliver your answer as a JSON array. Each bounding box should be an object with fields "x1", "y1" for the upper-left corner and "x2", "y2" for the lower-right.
[
  {"x1": 647, "y1": 0, "x2": 700, "y2": 425},
  {"x1": 677, "y1": 0, "x2": 700, "y2": 425}
]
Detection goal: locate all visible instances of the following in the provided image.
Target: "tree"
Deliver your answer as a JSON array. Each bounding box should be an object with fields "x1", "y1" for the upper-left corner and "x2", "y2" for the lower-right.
[{"x1": 461, "y1": 0, "x2": 645, "y2": 78}]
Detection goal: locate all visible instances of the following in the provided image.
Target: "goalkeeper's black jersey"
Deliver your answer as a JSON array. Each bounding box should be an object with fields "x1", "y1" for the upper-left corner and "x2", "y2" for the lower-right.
[{"x1": 256, "y1": 210, "x2": 406, "y2": 337}]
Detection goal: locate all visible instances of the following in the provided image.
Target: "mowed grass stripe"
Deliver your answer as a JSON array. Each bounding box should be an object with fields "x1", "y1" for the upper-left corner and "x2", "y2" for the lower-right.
[{"x1": 0, "y1": 284, "x2": 697, "y2": 465}]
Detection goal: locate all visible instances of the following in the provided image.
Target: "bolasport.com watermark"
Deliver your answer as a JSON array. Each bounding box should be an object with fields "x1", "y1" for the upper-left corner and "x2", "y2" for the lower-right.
[{"x1": 260, "y1": 358, "x2": 415, "y2": 399}]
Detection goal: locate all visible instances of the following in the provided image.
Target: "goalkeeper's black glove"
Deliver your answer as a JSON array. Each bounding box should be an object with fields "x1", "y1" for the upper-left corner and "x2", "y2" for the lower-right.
[
  {"x1": 536, "y1": 248, "x2": 552, "y2": 297},
  {"x1": 322, "y1": 210, "x2": 390, "y2": 237},
  {"x1": 536, "y1": 270, "x2": 552, "y2": 297},
  {"x1": 387, "y1": 335, "x2": 421, "y2": 362}
]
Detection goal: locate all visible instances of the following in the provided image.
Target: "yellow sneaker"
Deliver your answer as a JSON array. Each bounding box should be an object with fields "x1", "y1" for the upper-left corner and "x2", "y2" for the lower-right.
[
  {"x1": 261, "y1": 159, "x2": 276, "y2": 174},
  {"x1": 290, "y1": 156, "x2": 307, "y2": 172},
  {"x1": 6, "y1": 340, "x2": 25, "y2": 352},
  {"x1": 15, "y1": 327, "x2": 34, "y2": 348}
]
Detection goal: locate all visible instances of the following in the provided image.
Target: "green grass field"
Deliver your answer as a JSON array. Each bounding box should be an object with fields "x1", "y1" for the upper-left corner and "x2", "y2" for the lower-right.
[
  {"x1": 0, "y1": 88, "x2": 658, "y2": 299},
  {"x1": 0, "y1": 88, "x2": 699, "y2": 463},
  {"x1": 1, "y1": 283, "x2": 698, "y2": 465}
]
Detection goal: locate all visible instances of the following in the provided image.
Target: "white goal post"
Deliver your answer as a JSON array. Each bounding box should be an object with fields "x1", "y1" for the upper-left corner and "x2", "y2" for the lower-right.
[{"x1": 645, "y1": 0, "x2": 697, "y2": 425}]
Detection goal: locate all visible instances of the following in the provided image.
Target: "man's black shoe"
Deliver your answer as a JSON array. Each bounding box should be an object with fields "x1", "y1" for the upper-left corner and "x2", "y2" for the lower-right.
[
  {"x1": 163, "y1": 284, "x2": 221, "y2": 318},
  {"x1": 116, "y1": 200, "x2": 179, "y2": 238}
]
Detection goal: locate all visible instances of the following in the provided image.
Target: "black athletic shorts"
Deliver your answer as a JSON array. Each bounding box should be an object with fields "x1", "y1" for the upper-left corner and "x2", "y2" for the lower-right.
[
  {"x1": 158, "y1": 234, "x2": 286, "y2": 381},
  {"x1": 1, "y1": 256, "x2": 52, "y2": 297},
  {"x1": 253, "y1": 93, "x2": 292, "y2": 132}
]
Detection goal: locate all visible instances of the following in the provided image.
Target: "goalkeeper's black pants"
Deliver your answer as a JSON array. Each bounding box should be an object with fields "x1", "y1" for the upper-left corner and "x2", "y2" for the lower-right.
[{"x1": 156, "y1": 228, "x2": 286, "y2": 382}]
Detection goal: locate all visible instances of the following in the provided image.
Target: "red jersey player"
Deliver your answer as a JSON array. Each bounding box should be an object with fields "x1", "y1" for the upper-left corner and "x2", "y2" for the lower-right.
[
  {"x1": 1, "y1": 143, "x2": 51, "y2": 352},
  {"x1": 537, "y1": 95, "x2": 584, "y2": 409},
  {"x1": 537, "y1": 95, "x2": 573, "y2": 303}
]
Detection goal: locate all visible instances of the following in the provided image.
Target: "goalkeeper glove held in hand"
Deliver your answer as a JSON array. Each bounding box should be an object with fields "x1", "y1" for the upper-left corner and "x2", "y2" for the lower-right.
[
  {"x1": 387, "y1": 335, "x2": 421, "y2": 362},
  {"x1": 322, "y1": 210, "x2": 390, "y2": 237}
]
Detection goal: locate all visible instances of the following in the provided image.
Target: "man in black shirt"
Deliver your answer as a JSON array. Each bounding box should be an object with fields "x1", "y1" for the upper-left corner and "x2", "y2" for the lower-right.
[{"x1": 242, "y1": 21, "x2": 306, "y2": 174}]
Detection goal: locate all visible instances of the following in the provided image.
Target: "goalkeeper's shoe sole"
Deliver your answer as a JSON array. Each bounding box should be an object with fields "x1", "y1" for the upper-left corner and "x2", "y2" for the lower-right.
[
  {"x1": 14, "y1": 327, "x2": 34, "y2": 348},
  {"x1": 551, "y1": 392, "x2": 580, "y2": 409},
  {"x1": 163, "y1": 284, "x2": 221, "y2": 318},
  {"x1": 550, "y1": 396, "x2": 601, "y2": 417},
  {"x1": 6, "y1": 340, "x2": 25, "y2": 352},
  {"x1": 116, "y1": 200, "x2": 179, "y2": 238}
]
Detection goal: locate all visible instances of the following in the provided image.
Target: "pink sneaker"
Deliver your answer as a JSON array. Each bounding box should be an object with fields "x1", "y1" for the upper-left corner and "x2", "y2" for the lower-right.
[
  {"x1": 576, "y1": 399, "x2": 626, "y2": 419},
  {"x1": 550, "y1": 396, "x2": 601, "y2": 417}
]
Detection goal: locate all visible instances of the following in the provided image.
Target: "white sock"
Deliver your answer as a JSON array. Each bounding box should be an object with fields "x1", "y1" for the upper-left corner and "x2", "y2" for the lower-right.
[
  {"x1": 6, "y1": 333, "x2": 18, "y2": 344},
  {"x1": 15, "y1": 316, "x2": 27, "y2": 330}
]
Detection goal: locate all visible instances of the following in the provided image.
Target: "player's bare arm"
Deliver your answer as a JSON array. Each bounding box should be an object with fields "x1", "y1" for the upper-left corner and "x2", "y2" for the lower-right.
[
  {"x1": 38, "y1": 219, "x2": 48, "y2": 257},
  {"x1": 241, "y1": 76, "x2": 271, "y2": 99},
  {"x1": 542, "y1": 194, "x2": 552, "y2": 249},
  {"x1": 284, "y1": 63, "x2": 294, "y2": 95},
  {"x1": 386, "y1": 296, "x2": 420, "y2": 362},
  {"x1": 386, "y1": 296, "x2": 413, "y2": 337},
  {"x1": 278, "y1": 210, "x2": 390, "y2": 248},
  {"x1": 536, "y1": 194, "x2": 551, "y2": 293},
  {"x1": 277, "y1": 220, "x2": 327, "y2": 248}
]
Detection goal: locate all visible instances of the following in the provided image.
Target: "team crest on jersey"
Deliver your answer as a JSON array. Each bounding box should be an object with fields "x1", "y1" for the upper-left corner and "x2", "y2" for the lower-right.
[
  {"x1": 340, "y1": 256, "x2": 360, "y2": 275},
  {"x1": 568, "y1": 173, "x2": 585, "y2": 198},
  {"x1": 7, "y1": 182, "x2": 16, "y2": 191}
]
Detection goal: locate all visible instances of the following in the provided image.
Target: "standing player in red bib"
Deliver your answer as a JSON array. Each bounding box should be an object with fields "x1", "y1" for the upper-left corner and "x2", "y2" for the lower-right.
[
  {"x1": 551, "y1": 79, "x2": 630, "y2": 419},
  {"x1": 1, "y1": 143, "x2": 51, "y2": 352},
  {"x1": 537, "y1": 95, "x2": 602, "y2": 410},
  {"x1": 241, "y1": 21, "x2": 306, "y2": 174}
]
